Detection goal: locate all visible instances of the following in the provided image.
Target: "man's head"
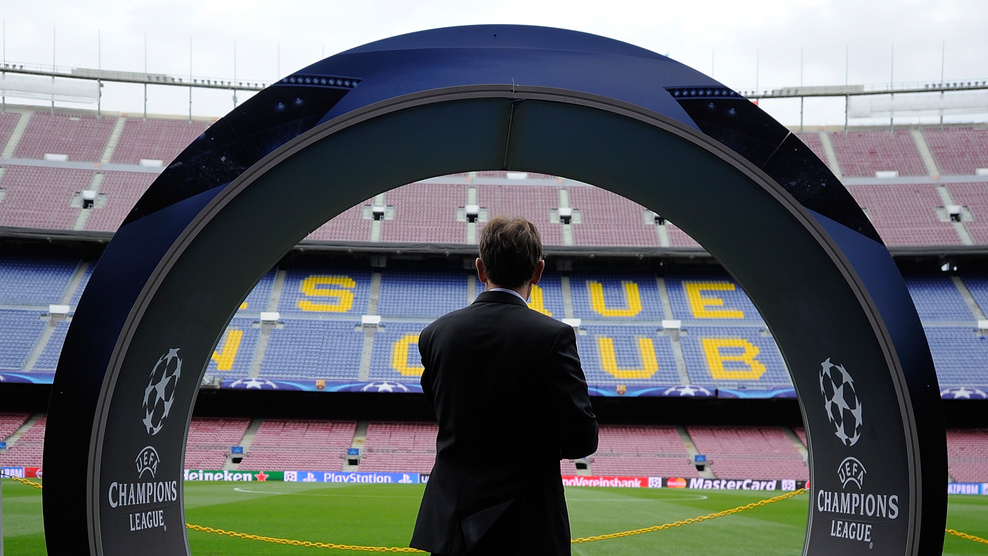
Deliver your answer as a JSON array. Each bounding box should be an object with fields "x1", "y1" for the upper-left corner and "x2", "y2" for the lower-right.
[{"x1": 477, "y1": 216, "x2": 544, "y2": 289}]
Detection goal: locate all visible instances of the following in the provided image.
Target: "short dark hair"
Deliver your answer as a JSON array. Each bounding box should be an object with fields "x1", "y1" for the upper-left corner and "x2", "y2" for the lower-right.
[{"x1": 479, "y1": 216, "x2": 543, "y2": 288}]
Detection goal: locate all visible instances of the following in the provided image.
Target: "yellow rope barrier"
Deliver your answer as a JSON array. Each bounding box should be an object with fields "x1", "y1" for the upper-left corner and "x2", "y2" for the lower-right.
[
  {"x1": 571, "y1": 487, "x2": 807, "y2": 544},
  {"x1": 946, "y1": 528, "x2": 988, "y2": 545},
  {"x1": 6, "y1": 475, "x2": 988, "y2": 550},
  {"x1": 185, "y1": 523, "x2": 425, "y2": 552},
  {"x1": 4, "y1": 474, "x2": 43, "y2": 489}
]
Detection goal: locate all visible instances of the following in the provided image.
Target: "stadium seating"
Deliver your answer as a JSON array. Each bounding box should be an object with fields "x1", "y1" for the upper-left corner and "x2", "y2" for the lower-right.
[
  {"x1": 679, "y1": 327, "x2": 790, "y2": 386},
  {"x1": 961, "y1": 274, "x2": 988, "y2": 316},
  {"x1": 793, "y1": 132, "x2": 830, "y2": 168},
  {"x1": 368, "y1": 321, "x2": 429, "y2": 382},
  {"x1": 475, "y1": 183, "x2": 564, "y2": 246},
  {"x1": 13, "y1": 112, "x2": 116, "y2": 162},
  {"x1": 0, "y1": 310, "x2": 47, "y2": 371},
  {"x1": 359, "y1": 421, "x2": 437, "y2": 473},
  {"x1": 946, "y1": 182, "x2": 988, "y2": 245},
  {"x1": 904, "y1": 274, "x2": 976, "y2": 320},
  {"x1": 846, "y1": 183, "x2": 961, "y2": 245},
  {"x1": 665, "y1": 222, "x2": 703, "y2": 248},
  {"x1": 568, "y1": 186, "x2": 659, "y2": 247},
  {"x1": 0, "y1": 254, "x2": 77, "y2": 305},
  {"x1": 377, "y1": 267, "x2": 469, "y2": 318},
  {"x1": 945, "y1": 429, "x2": 988, "y2": 483},
  {"x1": 0, "y1": 111, "x2": 22, "y2": 149},
  {"x1": 0, "y1": 415, "x2": 45, "y2": 467},
  {"x1": 109, "y1": 117, "x2": 210, "y2": 165},
  {"x1": 31, "y1": 320, "x2": 71, "y2": 372},
  {"x1": 569, "y1": 272, "x2": 665, "y2": 321},
  {"x1": 828, "y1": 130, "x2": 928, "y2": 177},
  {"x1": 259, "y1": 320, "x2": 363, "y2": 380},
  {"x1": 277, "y1": 265, "x2": 373, "y2": 316},
  {"x1": 664, "y1": 274, "x2": 762, "y2": 322},
  {"x1": 923, "y1": 327, "x2": 988, "y2": 386},
  {"x1": 921, "y1": 127, "x2": 988, "y2": 175},
  {"x1": 0, "y1": 413, "x2": 30, "y2": 443},
  {"x1": 575, "y1": 326, "x2": 680, "y2": 385},
  {"x1": 378, "y1": 182, "x2": 469, "y2": 244},
  {"x1": 585, "y1": 425, "x2": 700, "y2": 478},
  {"x1": 82, "y1": 171, "x2": 157, "y2": 232},
  {"x1": 2, "y1": 251, "x2": 988, "y2": 391},
  {"x1": 305, "y1": 203, "x2": 374, "y2": 242},
  {"x1": 239, "y1": 419, "x2": 356, "y2": 471},
  {"x1": 184, "y1": 417, "x2": 251, "y2": 470},
  {"x1": 687, "y1": 426, "x2": 808, "y2": 480},
  {"x1": 0, "y1": 167, "x2": 95, "y2": 229},
  {"x1": 205, "y1": 317, "x2": 261, "y2": 378},
  {"x1": 241, "y1": 269, "x2": 278, "y2": 312}
]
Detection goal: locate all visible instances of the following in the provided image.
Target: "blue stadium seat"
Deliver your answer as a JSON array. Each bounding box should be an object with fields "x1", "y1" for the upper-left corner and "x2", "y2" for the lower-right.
[
  {"x1": 679, "y1": 326, "x2": 790, "y2": 387},
  {"x1": 665, "y1": 274, "x2": 763, "y2": 323},
  {"x1": 278, "y1": 265, "x2": 372, "y2": 316},
  {"x1": 0, "y1": 310, "x2": 47, "y2": 371},
  {"x1": 368, "y1": 321, "x2": 429, "y2": 381},
  {"x1": 378, "y1": 269, "x2": 469, "y2": 318},
  {"x1": 259, "y1": 319, "x2": 363, "y2": 380},
  {"x1": 576, "y1": 325, "x2": 680, "y2": 385},
  {"x1": 0, "y1": 255, "x2": 77, "y2": 306},
  {"x1": 569, "y1": 272, "x2": 664, "y2": 321}
]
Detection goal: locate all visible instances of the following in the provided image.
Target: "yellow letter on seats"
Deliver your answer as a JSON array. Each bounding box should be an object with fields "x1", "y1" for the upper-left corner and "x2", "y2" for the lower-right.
[
  {"x1": 685, "y1": 282, "x2": 745, "y2": 319},
  {"x1": 211, "y1": 329, "x2": 243, "y2": 371},
  {"x1": 298, "y1": 275, "x2": 356, "y2": 312},
  {"x1": 528, "y1": 284, "x2": 552, "y2": 316},
  {"x1": 589, "y1": 281, "x2": 642, "y2": 317},
  {"x1": 701, "y1": 338, "x2": 766, "y2": 380},
  {"x1": 597, "y1": 336, "x2": 658, "y2": 379},
  {"x1": 392, "y1": 334, "x2": 424, "y2": 376}
]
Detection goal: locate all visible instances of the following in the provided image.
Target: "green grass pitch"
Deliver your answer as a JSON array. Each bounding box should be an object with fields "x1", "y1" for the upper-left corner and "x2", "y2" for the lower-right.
[{"x1": 3, "y1": 480, "x2": 987, "y2": 554}]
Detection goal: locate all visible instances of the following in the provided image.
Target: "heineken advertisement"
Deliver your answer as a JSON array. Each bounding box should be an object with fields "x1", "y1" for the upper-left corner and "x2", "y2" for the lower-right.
[{"x1": 184, "y1": 470, "x2": 284, "y2": 482}]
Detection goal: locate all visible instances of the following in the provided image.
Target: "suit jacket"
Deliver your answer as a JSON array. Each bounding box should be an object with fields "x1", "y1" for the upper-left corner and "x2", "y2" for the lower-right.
[{"x1": 410, "y1": 290, "x2": 598, "y2": 555}]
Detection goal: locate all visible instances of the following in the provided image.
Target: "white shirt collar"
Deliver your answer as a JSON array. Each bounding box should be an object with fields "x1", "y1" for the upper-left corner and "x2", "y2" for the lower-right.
[{"x1": 488, "y1": 287, "x2": 527, "y2": 303}]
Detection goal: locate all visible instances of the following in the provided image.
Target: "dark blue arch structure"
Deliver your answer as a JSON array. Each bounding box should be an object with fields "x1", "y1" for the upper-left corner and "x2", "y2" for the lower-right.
[{"x1": 43, "y1": 25, "x2": 945, "y2": 555}]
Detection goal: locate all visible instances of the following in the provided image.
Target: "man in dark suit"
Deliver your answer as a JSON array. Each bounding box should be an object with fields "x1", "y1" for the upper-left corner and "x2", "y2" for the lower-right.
[{"x1": 410, "y1": 216, "x2": 599, "y2": 556}]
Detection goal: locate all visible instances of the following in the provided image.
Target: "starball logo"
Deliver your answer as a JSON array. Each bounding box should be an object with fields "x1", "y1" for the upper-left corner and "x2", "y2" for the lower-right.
[
  {"x1": 819, "y1": 358, "x2": 863, "y2": 447},
  {"x1": 142, "y1": 348, "x2": 182, "y2": 435}
]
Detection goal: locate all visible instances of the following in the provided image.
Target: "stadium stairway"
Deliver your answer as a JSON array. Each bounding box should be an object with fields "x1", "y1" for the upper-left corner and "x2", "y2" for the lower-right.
[
  {"x1": 783, "y1": 427, "x2": 809, "y2": 465},
  {"x1": 22, "y1": 261, "x2": 89, "y2": 372},
  {"x1": 675, "y1": 425, "x2": 716, "y2": 480},
  {"x1": 816, "y1": 131, "x2": 843, "y2": 179},
  {"x1": 224, "y1": 418, "x2": 263, "y2": 471},
  {"x1": 343, "y1": 420, "x2": 369, "y2": 471},
  {"x1": 937, "y1": 185, "x2": 976, "y2": 245},
  {"x1": 1, "y1": 413, "x2": 44, "y2": 450},
  {"x1": 1, "y1": 109, "x2": 31, "y2": 158},
  {"x1": 911, "y1": 129, "x2": 941, "y2": 178},
  {"x1": 953, "y1": 276, "x2": 988, "y2": 320}
]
